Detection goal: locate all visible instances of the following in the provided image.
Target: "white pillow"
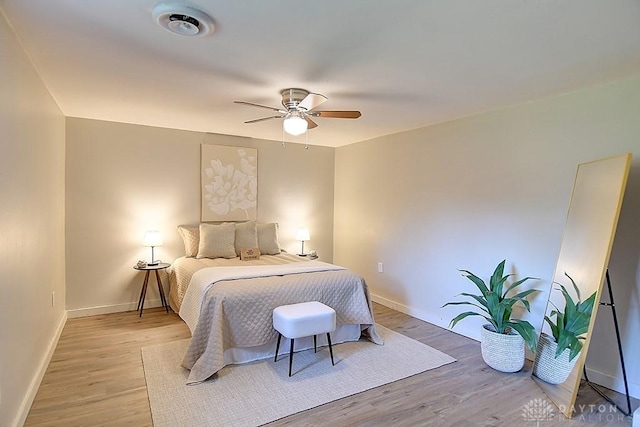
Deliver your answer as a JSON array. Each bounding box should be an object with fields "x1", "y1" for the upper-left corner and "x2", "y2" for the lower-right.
[
  {"x1": 177, "y1": 225, "x2": 199, "y2": 257},
  {"x1": 197, "y1": 223, "x2": 237, "y2": 259},
  {"x1": 234, "y1": 220, "x2": 258, "y2": 256},
  {"x1": 257, "y1": 223, "x2": 281, "y2": 255}
]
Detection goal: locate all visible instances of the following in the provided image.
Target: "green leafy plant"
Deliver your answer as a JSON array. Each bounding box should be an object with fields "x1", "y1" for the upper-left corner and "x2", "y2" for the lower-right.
[
  {"x1": 443, "y1": 260, "x2": 540, "y2": 353},
  {"x1": 544, "y1": 273, "x2": 597, "y2": 361}
]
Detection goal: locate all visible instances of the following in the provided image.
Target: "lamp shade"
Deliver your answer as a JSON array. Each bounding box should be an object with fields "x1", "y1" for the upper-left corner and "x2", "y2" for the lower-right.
[
  {"x1": 143, "y1": 230, "x2": 163, "y2": 247},
  {"x1": 295, "y1": 228, "x2": 310, "y2": 242},
  {"x1": 283, "y1": 111, "x2": 308, "y2": 135}
]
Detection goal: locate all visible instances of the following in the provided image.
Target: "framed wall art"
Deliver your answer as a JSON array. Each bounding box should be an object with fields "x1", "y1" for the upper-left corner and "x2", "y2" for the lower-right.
[{"x1": 201, "y1": 144, "x2": 257, "y2": 221}]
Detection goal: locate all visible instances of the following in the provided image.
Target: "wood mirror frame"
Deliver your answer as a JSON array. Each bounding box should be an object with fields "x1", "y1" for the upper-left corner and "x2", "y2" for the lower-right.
[{"x1": 532, "y1": 153, "x2": 631, "y2": 418}]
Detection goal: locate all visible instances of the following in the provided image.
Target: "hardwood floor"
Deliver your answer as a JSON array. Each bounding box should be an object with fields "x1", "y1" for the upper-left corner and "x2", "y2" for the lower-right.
[
  {"x1": 25, "y1": 304, "x2": 635, "y2": 426},
  {"x1": 25, "y1": 309, "x2": 191, "y2": 426}
]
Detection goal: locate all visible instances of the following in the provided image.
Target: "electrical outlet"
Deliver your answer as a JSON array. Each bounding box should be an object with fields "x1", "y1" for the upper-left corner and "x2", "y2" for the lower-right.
[
  {"x1": 51, "y1": 291, "x2": 55, "y2": 308},
  {"x1": 377, "y1": 262, "x2": 384, "y2": 273}
]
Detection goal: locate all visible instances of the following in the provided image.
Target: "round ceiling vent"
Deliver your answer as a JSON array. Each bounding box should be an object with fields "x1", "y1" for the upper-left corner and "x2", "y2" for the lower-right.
[{"x1": 152, "y1": 3, "x2": 215, "y2": 37}]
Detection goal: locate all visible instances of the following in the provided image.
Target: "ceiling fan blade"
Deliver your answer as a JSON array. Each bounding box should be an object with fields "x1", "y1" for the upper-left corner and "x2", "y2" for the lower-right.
[
  {"x1": 244, "y1": 115, "x2": 284, "y2": 124},
  {"x1": 234, "y1": 101, "x2": 286, "y2": 113},
  {"x1": 298, "y1": 93, "x2": 327, "y2": 111},
  {"x1": 312, "y1": 110, "x2": 361, "y2": 119},
  {"x1": 305, "y1": 116, "x2": 318, "y2": 129}
]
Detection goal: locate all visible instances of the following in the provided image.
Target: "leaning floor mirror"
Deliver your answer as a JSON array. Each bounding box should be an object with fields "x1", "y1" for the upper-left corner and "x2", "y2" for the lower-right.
[{"x1": 531, "y1": 153, "x2": 632, "y2": 418}]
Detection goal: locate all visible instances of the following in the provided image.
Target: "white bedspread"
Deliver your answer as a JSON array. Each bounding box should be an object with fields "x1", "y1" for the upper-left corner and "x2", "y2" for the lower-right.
[{"x1": 179, "y1": 261, "x2": 345, "y2": 333}]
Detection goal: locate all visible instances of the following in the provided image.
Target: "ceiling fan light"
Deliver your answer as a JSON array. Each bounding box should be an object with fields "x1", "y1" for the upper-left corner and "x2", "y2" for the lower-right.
[{"x1": 283, "y1": 112, "x2": 308, "y2": 135}]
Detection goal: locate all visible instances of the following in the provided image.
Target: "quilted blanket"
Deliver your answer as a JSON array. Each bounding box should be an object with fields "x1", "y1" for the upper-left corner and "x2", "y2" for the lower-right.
[
  {"x1": 180, "y1": 264, "x2": 382, "y2": 383},
  {"x1": 167, "y1": 253, "x2": 308, "y2": 312}
]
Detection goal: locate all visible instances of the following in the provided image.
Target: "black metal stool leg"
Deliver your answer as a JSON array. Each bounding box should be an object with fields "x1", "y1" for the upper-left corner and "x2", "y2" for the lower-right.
[
  {"x1": 327, "y1": 333, "x2": 335, "y2": 365},
  {"x1": 289, "y1": 338, "x2": 294, "y2": 377},
  {"x1": 274, "y1": 333, "x2": 282, "y2": 362},
  {"x1": 314, "y1": 335, "x2": 317, "y2": 353}
]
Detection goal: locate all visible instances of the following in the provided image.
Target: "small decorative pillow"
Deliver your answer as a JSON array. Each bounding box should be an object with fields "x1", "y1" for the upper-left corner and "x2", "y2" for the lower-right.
[
  {"x1": 257, "y1": 222, "x2": 281, "y2": 255},
  {"x1": 197, "y1": 223, "x2": 237, "y2": 259},
  {"x1": 234, "y1": 220, "x2": 258, "y2": 256},
  {"x1": 177, "y1": 225, "x2": 199, "y2": 257}
]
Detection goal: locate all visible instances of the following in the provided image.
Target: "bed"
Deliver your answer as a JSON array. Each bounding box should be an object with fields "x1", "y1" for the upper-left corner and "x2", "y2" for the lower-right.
[{"x1": 167, "y1": 222, "x2": 382, "y2": 384}]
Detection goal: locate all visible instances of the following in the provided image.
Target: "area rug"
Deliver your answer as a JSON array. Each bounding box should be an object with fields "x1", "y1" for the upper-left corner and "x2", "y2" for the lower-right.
[{"x1": 141, "y1": 325, "x2": 456, "y2": 427}]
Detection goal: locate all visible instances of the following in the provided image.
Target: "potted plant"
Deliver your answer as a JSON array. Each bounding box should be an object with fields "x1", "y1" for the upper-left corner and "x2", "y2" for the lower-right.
[
  {"x1": 443, "y1": 260, "x2": 539, "y2": 372},
  {"x1": 532, "y1": 273, "x2": 597, "y2": 384}
]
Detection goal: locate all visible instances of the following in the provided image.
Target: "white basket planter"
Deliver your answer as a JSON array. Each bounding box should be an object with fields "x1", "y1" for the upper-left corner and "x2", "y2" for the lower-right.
[
  {"x1": 532, "y1": 332, "x2": 579, "y2": 384},
  {"x1": 480, "y1": 324, "x2": 525, "y2": 373}
]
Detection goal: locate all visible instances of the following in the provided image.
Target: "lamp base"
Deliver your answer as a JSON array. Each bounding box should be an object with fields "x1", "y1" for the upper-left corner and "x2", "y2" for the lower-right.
[
  {"x1": 148, "y1": 261, "x2": 159, "y2": 266},
  {"x1": 297, "y1": 254, "x2": 307, "y2": 257}
]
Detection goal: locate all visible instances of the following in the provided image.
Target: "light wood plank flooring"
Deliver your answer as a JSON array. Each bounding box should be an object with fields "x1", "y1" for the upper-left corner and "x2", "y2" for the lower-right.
[{"x1": 26, "y1": 304, "x2": 635, "y2": 426}]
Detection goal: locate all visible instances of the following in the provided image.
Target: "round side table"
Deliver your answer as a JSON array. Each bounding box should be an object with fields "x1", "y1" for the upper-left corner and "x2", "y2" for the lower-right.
[{"x1": 133, "y1": 262, "x2": 170, "y2": 317}]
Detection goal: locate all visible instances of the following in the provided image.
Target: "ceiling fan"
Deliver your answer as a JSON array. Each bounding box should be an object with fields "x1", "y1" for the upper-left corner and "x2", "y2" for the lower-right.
[{"x1": 234, "y1": 88, "x2": 361, "y2": 135}]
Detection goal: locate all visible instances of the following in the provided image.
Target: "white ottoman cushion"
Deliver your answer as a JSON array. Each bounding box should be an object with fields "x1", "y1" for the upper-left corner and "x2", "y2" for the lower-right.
[{"x1": 273, "y1": 301, "x2": 336, "y2": 339}]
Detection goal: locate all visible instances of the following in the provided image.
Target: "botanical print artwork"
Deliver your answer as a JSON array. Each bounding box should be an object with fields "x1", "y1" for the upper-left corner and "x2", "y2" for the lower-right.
[{"x1": 201, "y1": 144, "x2": 257, "y2": 221}]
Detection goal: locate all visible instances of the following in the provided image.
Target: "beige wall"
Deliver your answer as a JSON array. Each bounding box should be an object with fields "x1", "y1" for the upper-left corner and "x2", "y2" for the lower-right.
[
  {"x1": 335, "y1": 75, "x2": 640, "y2": 397},
  {"x1": 0, "y1": 11, "x2": 66, "y2": 427},
  {"x1": 65, "y1": 119, "x2": 335, "y2": 314},
  {"x1": 3, "y1": 4, "x2": 639, "y2": 420}
]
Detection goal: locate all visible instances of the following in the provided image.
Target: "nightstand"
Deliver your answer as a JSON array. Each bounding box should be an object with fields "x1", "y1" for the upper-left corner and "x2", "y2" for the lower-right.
[{"x1": 133, "y1": 262, "x2": 170, "y2": 317}]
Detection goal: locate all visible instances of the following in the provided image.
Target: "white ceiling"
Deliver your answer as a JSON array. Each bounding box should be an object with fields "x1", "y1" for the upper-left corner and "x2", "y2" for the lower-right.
[{"x1": 2, "y1": 1, "x2": 640, "y2": 147}]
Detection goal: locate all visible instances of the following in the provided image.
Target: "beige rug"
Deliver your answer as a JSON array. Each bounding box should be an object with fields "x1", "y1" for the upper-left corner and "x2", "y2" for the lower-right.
[{"x1": 142, "y1": 325, "x2": 456, "y2": 427}]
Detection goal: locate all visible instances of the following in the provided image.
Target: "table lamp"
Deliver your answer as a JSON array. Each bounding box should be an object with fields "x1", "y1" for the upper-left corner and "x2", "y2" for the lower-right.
[
  {"x1": 143, "y1": 230, "x2": 163, "y2": 266},
  {"x1": 296, "y1": 228, "x2": 310, "y2": 256}
]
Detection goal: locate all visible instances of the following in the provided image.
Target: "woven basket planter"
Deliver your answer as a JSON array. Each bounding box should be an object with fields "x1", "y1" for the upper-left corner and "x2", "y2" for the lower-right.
[
  {"x1": 532, "y1": 332, "x2": 579, "y2": 384},
  {"x1": 480, "y1": 324, "x2": 525, "y2": 373}
]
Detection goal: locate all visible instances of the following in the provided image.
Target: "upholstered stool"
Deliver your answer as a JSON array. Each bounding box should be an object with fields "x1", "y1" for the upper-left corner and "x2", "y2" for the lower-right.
[{"x1": 273, "y1": 301, "x2": 336, "y2": 376}]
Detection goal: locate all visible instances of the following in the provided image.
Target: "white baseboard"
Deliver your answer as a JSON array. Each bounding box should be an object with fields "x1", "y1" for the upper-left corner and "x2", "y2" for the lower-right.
[
  {"x1": 584, "y1": 365, "x2": 640, "y2": 401},
  {"x1": 371, "y1": 293, "x2": 446, "y2": 327},
  {"x1": 67, "y1": 298, "x2": 165, "y2": 318},
  {"x1": 370, "y1": 293, "x2": 639, "y2": 399},
  {"x1": 370, "y1": 293, "x2": 480, "y2": 341},
  {"x1": 13, "y1": 310, "x2": 67, "y2": 427}
]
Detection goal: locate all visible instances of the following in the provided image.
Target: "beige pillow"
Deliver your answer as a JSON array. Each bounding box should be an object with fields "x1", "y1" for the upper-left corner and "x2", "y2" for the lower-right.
[
  {"x1": 234, "y1": 220, "x2": 258, "y2": 256},
  {"x1": 177, "y1": 225, "x2": 199, "y2": 257},
  {"x1": 197, "y1": 223, "x2": 237, "y2": 259},
  {"x1": 257, "y1": 223, "x2": 281, "y2": 255}
]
